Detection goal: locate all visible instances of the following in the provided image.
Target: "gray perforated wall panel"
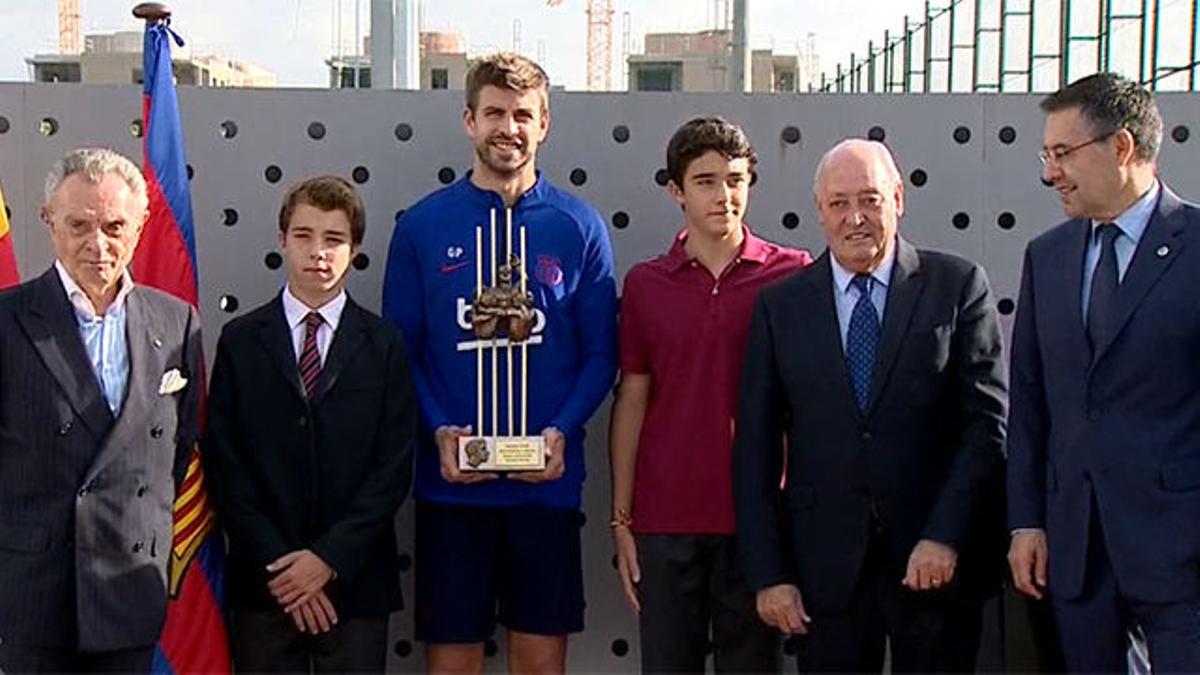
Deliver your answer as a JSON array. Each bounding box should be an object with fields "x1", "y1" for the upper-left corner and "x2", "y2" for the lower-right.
[{"x1": 2, "y1": 83, "x2": 1199, "y2": 671}]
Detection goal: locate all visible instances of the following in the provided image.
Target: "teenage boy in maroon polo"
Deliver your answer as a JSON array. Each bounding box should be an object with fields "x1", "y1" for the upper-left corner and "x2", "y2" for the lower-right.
[{"x1": 609, "y1": 117, "x2": 812, "y2": 672}]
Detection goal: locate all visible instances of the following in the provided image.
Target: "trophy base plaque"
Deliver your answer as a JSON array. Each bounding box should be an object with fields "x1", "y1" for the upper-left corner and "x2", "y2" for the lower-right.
[{"x1": 459, "y1": 436, "x2": 547, "y2": 472}]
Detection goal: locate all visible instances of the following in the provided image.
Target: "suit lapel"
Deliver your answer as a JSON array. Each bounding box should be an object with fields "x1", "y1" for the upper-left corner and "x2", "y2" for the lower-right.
[
  {"x1": 1093, "y1": 186, "x2": 1188, "y2": 362},
  {"x1": 256, "y1": 295, "x2": 308, "y2": 404},
  {"x1": 17, "y1": 269, "x2": 113, "y2": 439},
  {"x1": 865, "y1": 239, "x2": 924, "y2": 417},
  {"x1": 86, "y1": 288, "x2": 167, "y2": 481},
  {"x1": 804, "y1": 253, "x2": 860, "y2": 419},
  {"x1": 311, "y1": 298, "x2": 367, "y2": 405}
]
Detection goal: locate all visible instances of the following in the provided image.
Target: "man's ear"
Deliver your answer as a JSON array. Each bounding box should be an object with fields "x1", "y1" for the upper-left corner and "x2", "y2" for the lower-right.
[
  {"x1": 667, "y1": 179, "x2": 686, "y2": 208},
  {"x1": 462, "y1": 106, "x2": 476, "y2": 137},
  {"x1": 1113, "y1": 128, "x2": 1138, "y2": 167}
]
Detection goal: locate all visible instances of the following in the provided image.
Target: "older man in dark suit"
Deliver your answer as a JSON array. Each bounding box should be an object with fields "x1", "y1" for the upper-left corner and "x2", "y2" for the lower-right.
[
  {"x1": 733, "y1": 139, "x2": 1007, "y2": 672},
  {"x1": 0, "y1": 148, "x2": 202, "y2": 672},
  {"x1": 1008, "y1": 72, "x2": 1200, "y2": 673}
]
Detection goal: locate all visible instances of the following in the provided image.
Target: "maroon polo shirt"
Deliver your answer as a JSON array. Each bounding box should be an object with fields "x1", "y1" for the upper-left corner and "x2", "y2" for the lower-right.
[{"x1": 619, "y1": 227, "x2": 812, "y2": 534}]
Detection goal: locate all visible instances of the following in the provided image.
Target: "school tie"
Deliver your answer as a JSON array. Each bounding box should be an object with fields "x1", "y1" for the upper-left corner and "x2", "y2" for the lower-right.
[
  {"x1": 298, "y1": 311, "x2": 323, "y2": 399},
  {"x1": 846, "y1": 274, "x2": 880, "y2": 415},
  {"x1": 1087, "y1": 223, "x2": 1121, "y2": 350}
]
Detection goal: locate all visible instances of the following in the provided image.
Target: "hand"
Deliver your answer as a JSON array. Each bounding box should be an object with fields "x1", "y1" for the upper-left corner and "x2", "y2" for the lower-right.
[
  {"x1": 612, "y1": 526, "x2": 641, "y2": 613},
  {"x1": 286, "y1": 589, "x2": 339, "y2": 634},
  {"x1": 436, "y1": 425, "x2": 498, "y2": 484},
  {"x1": 755, "y1": 584, "x2": 811, "y2": 635},
  {"x1": 509, "y1": 427, "x2": 566, "y2": 483},
  {"x1": 1008, "y1": 529, "x2": 1049, "y2": 599},
  {"x1": 266, "y1": 549, "x2": 335, "y2": 612},
  {"x1": 902, "y1": 539, "x2": 958, "y2": 591}
]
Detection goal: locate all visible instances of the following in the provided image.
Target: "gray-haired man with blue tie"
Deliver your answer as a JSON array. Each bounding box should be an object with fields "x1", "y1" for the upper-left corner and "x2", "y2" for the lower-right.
[{"x1": 735, "y1": 139, "x2": 1007, "y2": 672}]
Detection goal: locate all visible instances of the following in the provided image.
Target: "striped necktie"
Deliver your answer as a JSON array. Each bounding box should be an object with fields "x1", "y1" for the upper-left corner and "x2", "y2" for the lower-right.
[{"x1": 299, "y1": 311, "x2": 323, "y2": 399}]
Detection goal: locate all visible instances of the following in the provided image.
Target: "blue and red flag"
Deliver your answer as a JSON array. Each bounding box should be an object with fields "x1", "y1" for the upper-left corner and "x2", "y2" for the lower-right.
[{"x1": 137, "y1": 18, "x2": 231, "y2": 675}]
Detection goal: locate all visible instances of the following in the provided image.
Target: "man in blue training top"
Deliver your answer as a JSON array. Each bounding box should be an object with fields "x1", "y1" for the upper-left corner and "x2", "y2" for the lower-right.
[{"x1": 382, "y1": 52, "x2": 618, "y2": 675}]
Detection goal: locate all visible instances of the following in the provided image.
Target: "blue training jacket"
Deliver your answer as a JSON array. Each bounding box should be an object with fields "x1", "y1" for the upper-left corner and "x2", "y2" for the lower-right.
[{"x1": 382, "y1": 173, "x2": 618, "y2": 508}]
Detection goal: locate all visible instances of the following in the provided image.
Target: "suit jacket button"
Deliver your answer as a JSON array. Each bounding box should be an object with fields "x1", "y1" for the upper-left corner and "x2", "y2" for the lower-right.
[
  {"x1": 77, "y1": 486, "x2": 89, "y2": 498},
  {"x1": 298, "y1": 416, "x2": 307, "y2": 428},
  {"x1": 860, "y1": 431, "x2": 873, "y2": 443},
  {"x1": 132, "y1": 541, "x2": 144, "y2": 553},
  {"x1": 58, "y1": 421, "x2": 73, "y2": 436},
  {"x1": 137, "y1": 485, "x2": 148, "y2": 498},
  {"x1": 150, "y1": 426, "x2": 164, "y2": 439}
]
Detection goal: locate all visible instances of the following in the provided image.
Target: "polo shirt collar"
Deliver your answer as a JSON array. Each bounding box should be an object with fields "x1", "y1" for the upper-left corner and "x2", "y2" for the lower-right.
[{"x1": 666, "y1": 225, "x2": 767, "y2": 273}]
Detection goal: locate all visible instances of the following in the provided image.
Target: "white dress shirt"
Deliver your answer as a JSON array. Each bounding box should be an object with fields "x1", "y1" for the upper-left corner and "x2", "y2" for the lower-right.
[{"x1": 281, "y1": 286, "x2": 347, "y2": 365}]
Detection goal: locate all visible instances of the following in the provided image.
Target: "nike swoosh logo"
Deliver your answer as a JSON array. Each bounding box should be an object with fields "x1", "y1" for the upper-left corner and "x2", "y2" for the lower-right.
[{"x1": 440, "y1": 261, "x2": 470, "y2": 274}]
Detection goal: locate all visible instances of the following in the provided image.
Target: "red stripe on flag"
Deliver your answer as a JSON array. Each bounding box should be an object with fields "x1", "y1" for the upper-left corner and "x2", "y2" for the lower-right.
[
  {"x1": 134, "y1": 151, "x2": 199, "y2": 306},
  {"x1": 0, "y1": 235, "x2": 18, "y2": 290},
  {"x1": 157, "y1": 539, "x2": 230, "y2": 674}
]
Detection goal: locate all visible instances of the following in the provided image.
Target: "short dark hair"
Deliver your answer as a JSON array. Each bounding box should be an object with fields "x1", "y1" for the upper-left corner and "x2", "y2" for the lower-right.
[
  {"x1": 465, "y1": 52, "x2": 550, "y2": 114},
  {"x1": 665, "y1": 116, "x2": 758, "y2": 187},
  {"x1": 278, "y1": 175, "x2": 365, "y2": 245},
  {"x1": 1040, "y1": 72, "x2": 1162, "y2": 161}
]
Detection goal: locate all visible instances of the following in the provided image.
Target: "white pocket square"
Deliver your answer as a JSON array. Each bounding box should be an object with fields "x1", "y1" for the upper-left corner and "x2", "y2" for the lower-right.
[{"x1": 158, "y1": 368, "x2": 188, "y2": 395}]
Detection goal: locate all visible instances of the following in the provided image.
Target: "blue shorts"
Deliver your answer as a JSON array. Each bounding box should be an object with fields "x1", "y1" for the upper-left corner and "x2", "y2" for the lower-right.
[{"x1": 414, "y1": 500, "x2": 585, "y2": 643}]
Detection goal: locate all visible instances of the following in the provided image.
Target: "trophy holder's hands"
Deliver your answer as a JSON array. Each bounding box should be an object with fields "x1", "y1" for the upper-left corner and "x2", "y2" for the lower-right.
[
  {"x1": 902, "y1": 539, "x2": 958, "y2": 591},
  {"x1": 508, "y1": 427, "x2": 566, "y2": 483},
  {"x1": 1008, "y1": 529, "x2": 1049, "y2": 599},
  {"x1": 756, "y1": 583, "x2": 812, "y2": 635},
  {"x1": 436, "y1": 425, "x2": 499, "y2": 483},
  {"x1": 611, "y1": 516, "x2": 641, "y2": 613}
]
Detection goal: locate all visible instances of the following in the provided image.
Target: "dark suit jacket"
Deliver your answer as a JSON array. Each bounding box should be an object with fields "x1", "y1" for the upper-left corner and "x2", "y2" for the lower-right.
[
  {"x1": 1008, "y1": 185, "x2": 1200, "y2": 603},
  {"x1": 204, "y1": 294, "x2": 416, "y2": 616},
  {"x1": 734, "y1": 239, "x2": 1008, "y2": 614},
  {"x1": 0, "y1": 268, "x2": 202, "y2": 650}
]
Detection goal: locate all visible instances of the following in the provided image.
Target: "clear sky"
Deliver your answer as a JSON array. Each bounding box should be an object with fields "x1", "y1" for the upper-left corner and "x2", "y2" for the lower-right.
[{"x1": 0, "y1": 0, "x2": 931, "y2": 89}]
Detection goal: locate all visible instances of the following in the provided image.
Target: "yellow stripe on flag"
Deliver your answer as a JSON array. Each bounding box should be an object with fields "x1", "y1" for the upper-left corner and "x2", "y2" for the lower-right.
[{"x1": 0, "y1": 182, "x2": 10, "y2": 239}]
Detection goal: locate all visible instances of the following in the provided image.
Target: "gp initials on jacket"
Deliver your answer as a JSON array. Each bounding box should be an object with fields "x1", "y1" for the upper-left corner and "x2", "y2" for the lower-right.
[{"x1": 454, "y1": 296, "x2": 547, "y2": 351}]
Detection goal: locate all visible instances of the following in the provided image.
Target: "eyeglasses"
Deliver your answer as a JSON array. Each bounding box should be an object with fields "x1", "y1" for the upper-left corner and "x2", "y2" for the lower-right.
[{"x1": 1038, "y1": 131, "x2": 1116, "y2": 165}]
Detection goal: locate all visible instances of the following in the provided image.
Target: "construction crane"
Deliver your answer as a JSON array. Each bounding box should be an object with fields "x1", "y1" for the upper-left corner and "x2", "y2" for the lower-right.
[
  {"x1": 546, "y1": 0, "x2": 613, "y2": 91},
  {"x1": 58, "y1": 0, "x2": 82, "y2": 55}
]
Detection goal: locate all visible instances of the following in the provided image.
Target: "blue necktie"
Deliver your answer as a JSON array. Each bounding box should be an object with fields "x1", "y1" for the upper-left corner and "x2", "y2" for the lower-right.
[
  {"x1": 1087, "y1": 223, "x2": 1120, "y2": 349},
  {"x1": 846, "y1": 274, "x2": 880, "y2": 414}
]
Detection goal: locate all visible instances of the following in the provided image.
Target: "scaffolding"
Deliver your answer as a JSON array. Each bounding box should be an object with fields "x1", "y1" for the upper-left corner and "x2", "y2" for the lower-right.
[{"x1": 818, "y1": 0, "x2": 1200, "y2": 93}]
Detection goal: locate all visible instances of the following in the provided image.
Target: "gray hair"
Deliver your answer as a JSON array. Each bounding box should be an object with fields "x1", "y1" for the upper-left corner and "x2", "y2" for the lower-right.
[
  {"x1": 44, "y1": 148, "x2": 149, "y2": 211},
  {"x1": 812, "y1": 138, "x2": 903, "y2": 194}
]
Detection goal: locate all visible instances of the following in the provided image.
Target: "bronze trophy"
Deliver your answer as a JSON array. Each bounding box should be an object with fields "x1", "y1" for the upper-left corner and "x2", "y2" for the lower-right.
[{"x1": 459, "y1": 208, "x2": 547, "y2": 471}]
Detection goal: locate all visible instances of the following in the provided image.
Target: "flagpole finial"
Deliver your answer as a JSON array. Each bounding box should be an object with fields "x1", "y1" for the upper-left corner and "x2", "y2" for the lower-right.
[{"x1": 132, "y1": 3, "x2": 171, "y2": 23}]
